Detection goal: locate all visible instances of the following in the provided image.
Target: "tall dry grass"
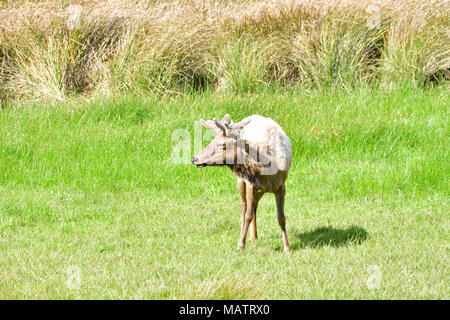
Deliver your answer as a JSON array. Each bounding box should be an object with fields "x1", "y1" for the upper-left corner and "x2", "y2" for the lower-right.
[{"x1": 0, "y1": 0, "x2": 449, "y2": 103}]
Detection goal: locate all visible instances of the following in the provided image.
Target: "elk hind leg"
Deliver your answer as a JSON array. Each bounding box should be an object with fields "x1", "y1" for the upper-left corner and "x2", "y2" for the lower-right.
[{"x1": 275, "y1": 184, "x2": 291, "y2": 253}]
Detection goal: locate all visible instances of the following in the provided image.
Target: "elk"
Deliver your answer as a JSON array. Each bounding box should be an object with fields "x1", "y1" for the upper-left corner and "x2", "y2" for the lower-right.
[{"x1": 192, "y1": 114, "x2": 292, "y2": 252}]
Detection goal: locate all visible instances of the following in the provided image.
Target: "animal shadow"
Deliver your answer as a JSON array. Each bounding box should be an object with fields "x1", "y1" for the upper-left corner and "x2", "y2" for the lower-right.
[{"x1": 292, "y1": 225, "x2": 368, "y2": 250}]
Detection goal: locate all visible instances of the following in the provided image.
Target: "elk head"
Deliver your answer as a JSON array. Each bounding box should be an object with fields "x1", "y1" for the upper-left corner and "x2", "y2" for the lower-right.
[{"x1": 192, "y1": 114, "x2": 250, "y2": 168}]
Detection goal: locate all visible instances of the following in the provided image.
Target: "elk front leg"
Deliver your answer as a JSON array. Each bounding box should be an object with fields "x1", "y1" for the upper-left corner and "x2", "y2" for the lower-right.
[
  {"x1": 238, "y1": 178, "x2": 246, "y2": 237},
  {"x1": 275, "y1": 184, "x2": 291, "y2": 253},
  {"x1": 250, "y1": 192, "x2": 263, "y2": 241},
  {"x1": 238, "y1": 183, "x2": 254, "y2": 251},
  {"x1": 249, "y1": 200, "x2": 258, "y2": 241}
]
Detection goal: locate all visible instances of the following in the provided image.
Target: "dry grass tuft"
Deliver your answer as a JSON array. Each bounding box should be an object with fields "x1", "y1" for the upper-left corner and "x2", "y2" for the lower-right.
[
  {"x1": 173, "y1": 275, "x2": 264, "y2": 299},
  {"x1": 0, "y1": 0, "x2": 448, "y2": 102}
]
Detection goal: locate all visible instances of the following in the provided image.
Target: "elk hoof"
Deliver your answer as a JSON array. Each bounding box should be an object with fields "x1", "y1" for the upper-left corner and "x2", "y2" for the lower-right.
[
  {"x1": 237, "y1": 243, "x2": 245, "y2": 251},
  {"x1": 249, "y1": 235, "x2": 257, "y2": 241},
  {"x1": 284, "y1": 247, "x2": 291, "y2": 254}
]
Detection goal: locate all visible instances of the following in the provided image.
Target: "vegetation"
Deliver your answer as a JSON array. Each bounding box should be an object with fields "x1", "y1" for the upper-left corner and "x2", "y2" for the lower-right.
[
  {"x1": 0, "y1": 1, "x2": 448, "y2": 299},
  {"x1": 0, "y1": 86, "x2": 448, "y2": 299},
  {"x1": 0, "y1": 0, "x2": 449, "y2": 103}
]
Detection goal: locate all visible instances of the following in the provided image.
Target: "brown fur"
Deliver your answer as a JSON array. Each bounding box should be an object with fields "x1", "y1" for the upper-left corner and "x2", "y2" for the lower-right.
[{"x1": 192, "y1": 115, "x2": 291, "y2": 252}]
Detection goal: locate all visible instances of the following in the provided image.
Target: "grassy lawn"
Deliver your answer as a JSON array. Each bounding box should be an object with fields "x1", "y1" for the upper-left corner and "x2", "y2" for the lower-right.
[{"x1": 0, "y1": 86, "x2": 448, "y2": 299}]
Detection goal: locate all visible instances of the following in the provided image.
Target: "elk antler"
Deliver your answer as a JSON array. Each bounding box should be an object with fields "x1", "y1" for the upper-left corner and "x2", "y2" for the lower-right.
[
  {"x1": 224, "y1": 120, "x2": 233, "y2": 129},
  {"x1": 230, "y1": 118, "x2": 250, "y2": 129},
  {"x1": 200, "y1": 114, "x2": 231, "y2": 135},
  {"x1": 220, "y1": 114, "x2": 230, "y2": 124},
  {"x1": 213, "y1": 118, "x2": 227, "y2": 135},
  {"x1": 200, "y1": 119, "x2": 220, "y2": 131}
]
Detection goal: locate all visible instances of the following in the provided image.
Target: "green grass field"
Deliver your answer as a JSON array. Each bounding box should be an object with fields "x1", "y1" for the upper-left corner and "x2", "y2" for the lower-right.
[{"x1": 0, "y1": 86, "x2": 448, "y2": 299}]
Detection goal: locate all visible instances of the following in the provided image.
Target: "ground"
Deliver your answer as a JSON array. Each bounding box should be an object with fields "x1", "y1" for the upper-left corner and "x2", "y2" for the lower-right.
[{"x1": 0, "y1": 86, "x2": 448, "y2": 299}]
